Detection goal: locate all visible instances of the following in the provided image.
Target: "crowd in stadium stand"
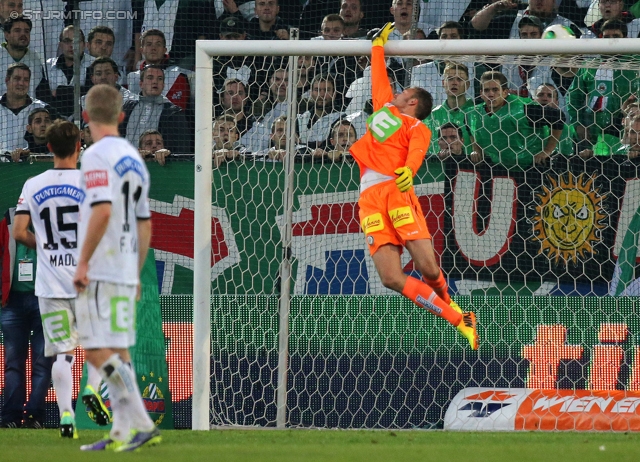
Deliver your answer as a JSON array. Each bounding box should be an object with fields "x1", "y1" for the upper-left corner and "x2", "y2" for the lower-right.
[{"x1": 1, "y1": 0, "x2": 640, "y2": 166}]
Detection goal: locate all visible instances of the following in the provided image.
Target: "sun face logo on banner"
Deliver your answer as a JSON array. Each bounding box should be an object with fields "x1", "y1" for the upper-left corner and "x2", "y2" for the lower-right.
[
  {"x1": 532, "y1": 173, "x2": 607, "y2": 264},
  {"x1": 140, "y1": 370, "x2": 167, "y2": 425}
]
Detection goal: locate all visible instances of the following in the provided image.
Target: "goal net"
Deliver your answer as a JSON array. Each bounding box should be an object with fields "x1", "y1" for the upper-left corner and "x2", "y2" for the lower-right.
[{"x1": 194, "y1": 36, "x2": 640, "y2": 430}]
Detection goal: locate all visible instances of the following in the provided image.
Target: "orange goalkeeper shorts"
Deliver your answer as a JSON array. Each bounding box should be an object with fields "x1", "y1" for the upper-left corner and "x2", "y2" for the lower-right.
[{"x1": 358, "y1": 179, "x2": 431, "y2": 256}]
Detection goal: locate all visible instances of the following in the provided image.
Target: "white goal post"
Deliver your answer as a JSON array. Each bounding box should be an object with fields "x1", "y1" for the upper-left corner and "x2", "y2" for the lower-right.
[{"x1": 193, "y1": 37, "x2": 640, "y2": 431}]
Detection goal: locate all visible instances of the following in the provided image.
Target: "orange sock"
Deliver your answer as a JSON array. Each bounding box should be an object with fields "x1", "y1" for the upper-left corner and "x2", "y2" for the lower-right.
[
  {"x1": 401, "y1": 276, "x2": 462, "y2": 326},
  {"x1": 423, "y1": 271, "x2": 451, "y2": 304}
]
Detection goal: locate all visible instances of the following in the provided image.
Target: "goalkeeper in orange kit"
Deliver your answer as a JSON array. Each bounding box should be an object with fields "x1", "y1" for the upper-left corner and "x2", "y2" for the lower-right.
[{"x1": 349, "y1": 23, "x2": 478, "y2": 349}]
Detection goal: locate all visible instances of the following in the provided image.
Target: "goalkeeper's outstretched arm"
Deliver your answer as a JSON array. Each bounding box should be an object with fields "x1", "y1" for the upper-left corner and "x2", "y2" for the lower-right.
[{"x1": 370, "y1": 22, "x2": 395, "y2": 111}]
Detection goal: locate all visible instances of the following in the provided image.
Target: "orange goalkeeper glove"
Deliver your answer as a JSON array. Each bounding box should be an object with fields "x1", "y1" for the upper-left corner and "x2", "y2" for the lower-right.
[
  {"x1": 372, "y1": 22, "x2": 395, "y2": 47},
  {"x1": 394, "y1": 166, "x2": 413, "y2": 192}
]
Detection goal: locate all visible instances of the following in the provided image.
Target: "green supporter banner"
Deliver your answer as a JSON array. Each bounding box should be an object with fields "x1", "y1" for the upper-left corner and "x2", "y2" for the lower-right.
[{"x1": 76, "y1": 249, "x2": 173, "y2": 429}]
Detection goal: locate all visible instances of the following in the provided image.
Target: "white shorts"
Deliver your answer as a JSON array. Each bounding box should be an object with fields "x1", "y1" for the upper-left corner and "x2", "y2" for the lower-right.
[
  {"x1": 38, "y1": 297, "x2": 78, "y2": 357},
  {"x1": 76, "y1": 281, "x2": 137, "y2": 350}
]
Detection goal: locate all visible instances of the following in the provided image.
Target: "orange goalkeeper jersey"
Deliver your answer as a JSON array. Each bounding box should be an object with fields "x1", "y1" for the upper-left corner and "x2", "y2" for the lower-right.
[{"x1": 349, "y1": 45, "x2": 431, "y2": 178}]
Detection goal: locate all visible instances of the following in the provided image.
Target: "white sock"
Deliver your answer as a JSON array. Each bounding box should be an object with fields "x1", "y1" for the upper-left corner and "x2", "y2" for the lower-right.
[
  {"x1": 86, "y1": 362, "x2": 102, "y2": 392},
  {"x1": 98, "y1": 354, "x2": 133, "y2": 441},
  {"x1": 122, "y1": 362, "x2": 155, "y2": 432},
  {"x1": 51, "y1": 354, "x2": 74, "y2": 417}
]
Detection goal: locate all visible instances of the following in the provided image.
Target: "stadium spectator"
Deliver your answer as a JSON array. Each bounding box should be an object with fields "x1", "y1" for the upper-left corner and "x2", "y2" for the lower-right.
[
  {"x1": 12, "y1": 107, "x2": 53, "y2": 159},
  {"x1": 313, "y1": 14, "x2": 345, "y2": 40},
  {"x1": 119, "y1": 64, "x2": 191, "y2": 154},
  {"x1": 88, "y1": 57, "x2": 131, "y2": 92},
  {"x1": 252, "y1": 68, "x2": 288, "y2": 121},
  {"x1": 132, "y1": 0, "x2": 225, "y2": 71},
  {"x1": 82, "y1": 57, "x2": 136, "y2": 110},
  {"x1": 0, "y1": 63, "x2": 52, "y2": 158},
  {"x1": 76, "y1": 0, "x2": 134, "y2": 68},
  {"x1": 85, "y1": 26, "x2": 126, "y2": 82},
  {"x1": 470, "y1": 0, "x2": 591, "y2": 39},
  {"x1": 0, "y1": 206, "x2": 51, "y2": 429},
  {"x1": 297, "y1": 74, "x2": 344, "y2": 149},
  {"x1": 127, "y1": 29, "x2": 192, "y2": 111},
  {"x1": 139, "y1": 129, "x2": 171, "y2": 165},
  {"x1": 0, "y1": 16, "x2": 44, "y2": 99},
  {"x1": 135, "y1": 0, "x2": 178, "y2": 67},
  {"x1": 528, "y1": 63, "x2": 577, "y2": 119},
  {"x1": 436, "y1": 122, "x2": 466, "y2": 159},
  {"x1": 246, "y1": 0, "x2": 290, "y2": 39},
  {"x1": 588, "y1": 0, "x2": 640, "y2": 37},
  {"x1": 218, "y1": 15, "x2": 248, "y2": 40},
  {"x1": 501, "y1": 16, "x2": 554, "y2": 98},
  {"x1": 212, "y1": 19, "x2": 263, "y2": 99},
  {"x1": 534, "y1": 82, "x2": 560, "y2": 109},
  {"x1": 86, "y1": 26, "x2": 115, "y2": 60},
  {"x1": 215, "y1": 78, "x2": 256, "y2": 138},
  {"x1": 297, "y1": 0, "x2": 342, "y2": 39},
  {"x1": 43, "y1": 26, "x2": 95, "y2": 118},
  {"x1": 423, "y1": 63, "x2": 474, "y2": 157},
  {"x1": 410, "y1": 21, "x2": 476, "y2": 104},
  {"x1": 262, "y1": 115, "x2": 289, "y2": 161},
  {"x1": 567, "y1": 20, "x2": 636, "y2": 153},
  {"x1": 468, "y1": 70, "x2": 564, "y2": 168},
  {"x1": 389, "y1": 0, "x2": 415, "y2": 39},
  {"x1": 213, "y1": 114, "x2": 244, "y2": 167},
  {"x1": 2, "y1": 0, "x2": 60, "y2": 63},
  {"x1": 614, "y1": 114, "x2": 640, "y2": 159},
  {"x1": 249, "y1": 115, "x2": 310, "y2": 161},
  {"x1": 323, "y1": 119, "x2": 357, "y2": 162},
  {"x1": 24, "y1": 108, "x2": 51, "y2": 153},
  {"x1": 134, "y1": 0, "x2": 219, "y2": 71},
  {"x1": 340, "y1": 0, "x2": 367, "y2": 38},
  {"x1": 534, "y1": 82, "x2": 577, "y2": 157}
]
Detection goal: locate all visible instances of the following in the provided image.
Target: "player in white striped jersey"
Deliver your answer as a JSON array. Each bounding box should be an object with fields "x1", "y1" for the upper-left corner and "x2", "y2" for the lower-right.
[
  {"x1": 13, "y1": 120, "x2": 109, "y2": 439},
  {"x1": 74, "y1": 84, "x2": 160, "y2": 452}
]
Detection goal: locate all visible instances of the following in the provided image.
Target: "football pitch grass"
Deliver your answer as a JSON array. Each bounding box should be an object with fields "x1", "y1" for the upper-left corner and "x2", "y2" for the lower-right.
[{"x1": 2, "y1": 429, "x2": 640, "y2": 462}]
